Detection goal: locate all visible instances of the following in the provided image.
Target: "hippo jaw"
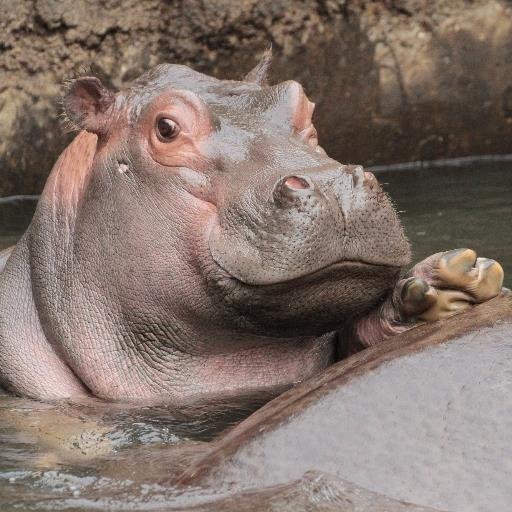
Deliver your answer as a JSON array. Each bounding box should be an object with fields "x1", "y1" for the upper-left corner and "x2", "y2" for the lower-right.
[
  {"x1": 204, "y1": 158, "x2": 409, "y2": 335},
  {"x1": 205, "y1": 251, "x2": 404, "y2": 337}
]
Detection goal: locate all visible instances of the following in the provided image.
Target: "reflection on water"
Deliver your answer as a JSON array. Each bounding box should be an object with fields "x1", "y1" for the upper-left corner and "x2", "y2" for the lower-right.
[{"x1": 0, "y1": 161, "x2": 510, "y2": 509}]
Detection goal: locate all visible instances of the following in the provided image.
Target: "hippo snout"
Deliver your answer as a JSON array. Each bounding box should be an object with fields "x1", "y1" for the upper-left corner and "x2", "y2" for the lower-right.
[{"x1": 208, "y1": 163, "x2": 409, "y2": 286}]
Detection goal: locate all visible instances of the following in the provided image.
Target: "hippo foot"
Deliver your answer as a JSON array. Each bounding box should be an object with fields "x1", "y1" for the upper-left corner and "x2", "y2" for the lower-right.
[
  {"x1": 353, "y1": 248, "x2": 505, "y2": 348},
  {"x1": 397, "y1": 248, "x2": 504, "y2": 322}
]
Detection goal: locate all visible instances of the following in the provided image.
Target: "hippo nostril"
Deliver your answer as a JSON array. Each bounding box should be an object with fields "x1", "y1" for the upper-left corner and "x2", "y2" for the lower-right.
[
  {"x1": 274, "y1": 175, "x2": 315, "y2": 205},
  {"x1": 283, "y1": 175, "x2": 311, "y2": 191}
]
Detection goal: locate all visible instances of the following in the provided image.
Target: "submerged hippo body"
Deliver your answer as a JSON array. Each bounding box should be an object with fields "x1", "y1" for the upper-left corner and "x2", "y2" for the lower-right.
[
  {"x1": 0, "y1": 53, "x2": 504, "y2": 404},
  {"x1": 180, "y1": 296, "x2": 512, "y2": 512}
]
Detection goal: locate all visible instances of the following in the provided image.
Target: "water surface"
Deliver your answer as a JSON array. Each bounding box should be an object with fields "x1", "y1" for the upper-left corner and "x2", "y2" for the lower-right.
[
  {"x1": 374, "y1": 160, "x2": 512, "y2": 286},
  {"x1": 0, "y1": 160, "x2": 510, "y2": 510}
]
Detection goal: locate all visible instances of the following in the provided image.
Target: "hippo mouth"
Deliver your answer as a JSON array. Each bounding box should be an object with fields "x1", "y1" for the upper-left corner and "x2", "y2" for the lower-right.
[
  {"x1": 205, "y1": 201, "x2": 409, "y2": 287},
  {"x1": 212, "y1": 256, "x2": 401, "y2": 287},
  {"x1": 207, "y1": 226, "x2": 406, "y2": 286},
  {"x1": 210, "y1": 255, "x2": 402, "y2": 336}
]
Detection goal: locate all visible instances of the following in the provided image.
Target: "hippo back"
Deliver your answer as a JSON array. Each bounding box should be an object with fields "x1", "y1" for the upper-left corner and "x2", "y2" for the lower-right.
[{"x1": 180, "y1": 296, "x2": 512, "y2": 512}]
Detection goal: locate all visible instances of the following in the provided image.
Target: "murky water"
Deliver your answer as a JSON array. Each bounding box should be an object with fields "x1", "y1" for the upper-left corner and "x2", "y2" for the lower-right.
[
  {"x1": 374, "y1": 159, "x2": 512, "y2": 286},
  {"x1": 0, "y1": 396, "x2": 249, "y2": 510},
  {"x1": 0, "y1": 160, "x2": 510, "y2": 510},
  {"x1": 0, "y1": 195, "x2": 37, "y2": 250}
]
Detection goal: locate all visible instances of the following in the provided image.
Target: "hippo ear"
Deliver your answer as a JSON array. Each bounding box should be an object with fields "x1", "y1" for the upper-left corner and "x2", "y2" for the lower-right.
[
  {"x1": 63, "y1": 76, "x2": 115, "y2": 135},
  {"x1": 243, "y1": 46, "x2": 272, "y2": 85}
]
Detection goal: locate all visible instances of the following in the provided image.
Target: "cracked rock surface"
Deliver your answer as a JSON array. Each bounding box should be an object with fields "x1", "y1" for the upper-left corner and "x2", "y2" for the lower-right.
[{"x1": 2, "y1": 0, "x2": 512, "y2": 195}]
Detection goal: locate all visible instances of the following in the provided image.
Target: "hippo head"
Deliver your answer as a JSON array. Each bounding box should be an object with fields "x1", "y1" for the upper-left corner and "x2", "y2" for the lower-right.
[{"x1": 53, "y1": 56, "x2": 410, "y2": 345}]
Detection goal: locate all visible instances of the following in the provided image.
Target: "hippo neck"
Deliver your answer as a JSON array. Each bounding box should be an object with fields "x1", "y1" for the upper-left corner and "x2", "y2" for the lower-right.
[
  {"x1": 122, "y1": 326, "x2": 337, "y2": 404},
  {"x1": 0, "y1": 235, "x2": 90, "y2": 399},
  {"x1": 24, "y1": 212, "x2": 336, "y2": 402}
]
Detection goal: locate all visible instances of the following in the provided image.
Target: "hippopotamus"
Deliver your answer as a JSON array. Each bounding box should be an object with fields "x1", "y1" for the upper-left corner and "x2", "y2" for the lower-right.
[
  {"x1": 0, "y1": 51, "x2": 504, "y2": 406},
  {"x1": 177, "y1": 295, "x2": 512, "y2": 512}
]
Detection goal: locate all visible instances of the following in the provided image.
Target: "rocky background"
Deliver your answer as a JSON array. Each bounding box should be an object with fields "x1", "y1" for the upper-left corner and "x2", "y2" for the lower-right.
[{"x1": 2, "y1": 0, "x2": 512, "y2": 196}]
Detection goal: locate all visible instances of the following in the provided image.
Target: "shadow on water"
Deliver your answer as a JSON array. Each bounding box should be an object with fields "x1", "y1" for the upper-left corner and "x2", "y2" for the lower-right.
[
  {"x1": 0, "y1": 195, "x2": 38, "y2": 249},
  {"x1": 0, "y1": 157, "x2": 510, "y2": 509}
]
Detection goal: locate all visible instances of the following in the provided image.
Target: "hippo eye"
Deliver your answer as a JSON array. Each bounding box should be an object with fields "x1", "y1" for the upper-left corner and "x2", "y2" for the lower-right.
[{"x1": 156, "y1": 117, "x2": 180, "y2": 141}]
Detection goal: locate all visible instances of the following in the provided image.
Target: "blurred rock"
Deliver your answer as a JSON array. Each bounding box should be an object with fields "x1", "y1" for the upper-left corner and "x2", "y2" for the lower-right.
[{"x1": 1, "y1": 0, "x2": 512, "y2": 195}]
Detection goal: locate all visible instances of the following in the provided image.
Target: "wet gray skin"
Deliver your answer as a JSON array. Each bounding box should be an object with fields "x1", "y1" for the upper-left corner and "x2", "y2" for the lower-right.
[
  {"x1": 180, "y1": 296, "x2": 512, "y2": 512},
  {"x1": 0, "y1": 58, "x2": 412, "y2": 404}
]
